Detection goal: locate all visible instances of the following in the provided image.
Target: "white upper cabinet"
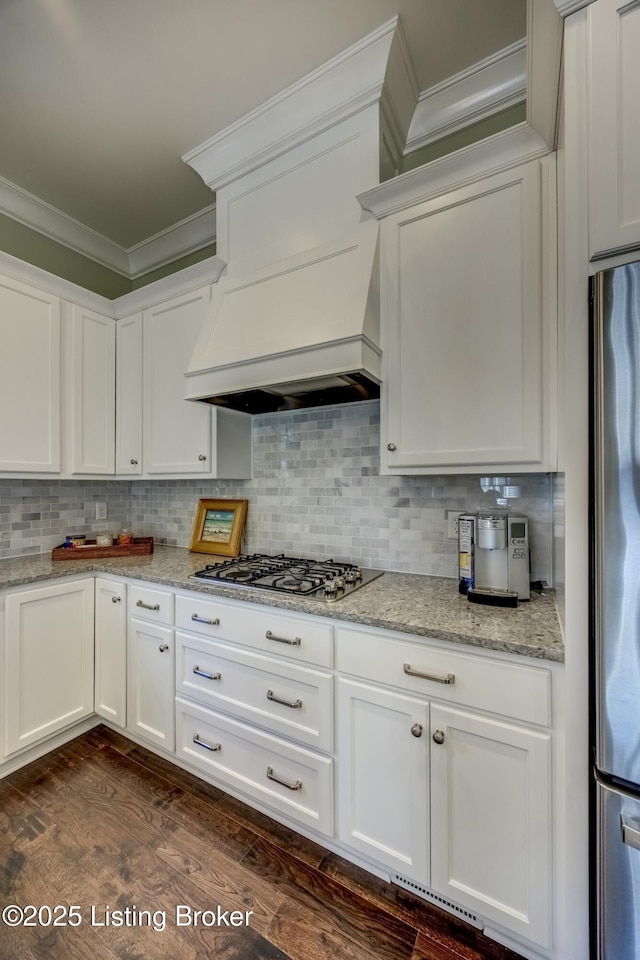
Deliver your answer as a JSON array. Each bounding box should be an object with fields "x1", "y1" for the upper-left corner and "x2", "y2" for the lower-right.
[
  {"x1": 115, "y1": 312, "x2": 143, "y2": 475},
  {"x1": 0, "y1": 274, "x2": 61, "y2": 472},
  {"x1": 365, "y1": 155, "x2": 556, "y2": 475},
  {"x1": 588, "y1": 0, "x2": 640, "y2": 259},
  {"x1": 63, "y1": 304, "x2": 116, "y2": 475},
  {"x1": 143, "y1": 288, "x2": 212, "y2": 474},
  {"x1": 143, "y1": 288, "x2": 252, "y2": 478}
]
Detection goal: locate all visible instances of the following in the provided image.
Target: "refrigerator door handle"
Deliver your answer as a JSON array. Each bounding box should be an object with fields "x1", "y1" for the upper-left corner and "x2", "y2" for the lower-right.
[{"x1": 621, "y1": 816, "x2": 640, "y2": 852}]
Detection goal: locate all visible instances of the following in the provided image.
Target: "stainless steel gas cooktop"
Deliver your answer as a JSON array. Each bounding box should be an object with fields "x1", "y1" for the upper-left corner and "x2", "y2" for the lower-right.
[{"x1": 189, "y1": 553, "x2": 383, "y2": 602}]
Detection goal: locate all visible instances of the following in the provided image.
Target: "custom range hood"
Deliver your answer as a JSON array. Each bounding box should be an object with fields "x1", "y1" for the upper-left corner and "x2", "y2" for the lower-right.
[{"x1": 183, "y1": 18, "x2": 417, "y2": 413}]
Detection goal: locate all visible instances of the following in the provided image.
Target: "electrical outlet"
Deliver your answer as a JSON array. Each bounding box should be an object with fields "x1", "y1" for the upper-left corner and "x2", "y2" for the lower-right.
[
  {"x1": 95, "y1": 502, "x2": 107, "y2": 521},
  {"x1": 446, "y1": 511, "x2": 460, "y2": 540}
]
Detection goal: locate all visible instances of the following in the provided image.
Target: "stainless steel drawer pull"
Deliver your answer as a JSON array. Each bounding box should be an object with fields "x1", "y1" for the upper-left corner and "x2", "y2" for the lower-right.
[
  {"x1": 158, "y1": 644, "x2": 169, "y2": 653},
  {"x1": 193, "y1": 665, "x2": 221, "y2": 681},
  {"x1": 267, "y1": 689, "x2": 302, "y2": 709},
  {"x1": 193, "y1": 734, "x2": 221, "y2": 752},
  {"x1": 111, "y1": 595, "x2": 122, "y2": 603},
  {"x1": 266, "y1": 629, "x2": 301, "y2": 646},
  {"x1": 403, "y1": 662, "x2": 455, "y2": 685},
  {"x1": 130, "y1": 458, "x2": 138, "y2": 466},
  {"x1": 622, "y1": 817, "x2": 640, "y2": 852},
  {"x1": 191, "y1": 614, "x2": 220, "y2": 626},
  {"x1": 136, "y1": 600, "x2": 160, "y2": 611},
  {"x1": 266, "y1": 766, "x2": 302, "y2": 791}
]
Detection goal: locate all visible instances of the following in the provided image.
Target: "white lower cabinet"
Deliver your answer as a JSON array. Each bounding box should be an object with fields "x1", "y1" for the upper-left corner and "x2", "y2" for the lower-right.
[
  {"x1": 336, "y1": 626, "x2": 554, "y2": 952},
  {"x1": 337, "y1": 678, "x2": 429, "y2": 882},
  {"x1": 127, "y1": 617, "x2": 174, "y2": 751},
  {"x1": 3, "y1": 579, "x2": 94, "y2": 756},
  {"x1": 94, "y1": 578, "x2": 127, "y2": 728},
  {"x1": 176, "y1": 696, "x2": 334, "y2": 836},
  {"x1": 430, "y1": 703, "x2": 551, "y2": 949}
]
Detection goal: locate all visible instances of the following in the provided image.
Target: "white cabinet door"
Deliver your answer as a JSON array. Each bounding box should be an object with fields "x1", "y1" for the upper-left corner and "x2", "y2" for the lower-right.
[
  {"x1": 430, "y1": 703, "x2": 551, "y2": 949},
  {"x1": 337, "y1": 677, "x2": 429, "y2": 883},
  {"x1": 588, "y1": 0, "x2": 640, "y2": 258},
  {"x1": 95, "y1": 578, "x2": 127, "y2": 728},
  {"x1": 0, "y1": 274, "x2": 61, "y2": 472},
  {"x1": 381, "y1": 161, "x2": 550, "y2": 474},
  {"x1": 115, "y1": 312, "x2": 143, "y2": 475},
  {"x1": 127, "y1": 617, "x2": 174, "y2": 751},
  {"x1": 65, "y1": 305, "x2": 115, "y2": 475},
  {"x1": 3, "y1": 579, "x2": 94, "y2": 756},
  {"x1": 143, "y1": 288, "x2": 213, "y2": 475}
]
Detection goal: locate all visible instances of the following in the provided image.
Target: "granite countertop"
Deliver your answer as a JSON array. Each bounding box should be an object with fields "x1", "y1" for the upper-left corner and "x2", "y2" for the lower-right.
[{"x1": 0, "y1": 546, "x2": 564, "y2": 663}]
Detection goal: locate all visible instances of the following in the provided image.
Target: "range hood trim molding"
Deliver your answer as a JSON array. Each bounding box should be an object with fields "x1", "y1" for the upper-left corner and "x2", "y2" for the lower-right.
[{"x1": 183, "y1": 16, "x2": 417, "y2": 193}]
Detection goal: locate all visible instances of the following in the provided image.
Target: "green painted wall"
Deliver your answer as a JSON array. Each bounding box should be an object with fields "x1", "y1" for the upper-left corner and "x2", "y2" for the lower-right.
[
  {"x1": 400, "y1": 103, "x2": 527, "y2": 174},
  {"x1": 130, "y1": 244, "x2": 216, "y2": 290},
  {"x1": 0, "y1": 212, "x2": 132, "y2": 298}
]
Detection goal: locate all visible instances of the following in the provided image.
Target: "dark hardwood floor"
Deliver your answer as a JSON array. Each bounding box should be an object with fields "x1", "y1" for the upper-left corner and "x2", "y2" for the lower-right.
[{"x1": 0, "y1": 727, "x2": 523, "y2": 960}]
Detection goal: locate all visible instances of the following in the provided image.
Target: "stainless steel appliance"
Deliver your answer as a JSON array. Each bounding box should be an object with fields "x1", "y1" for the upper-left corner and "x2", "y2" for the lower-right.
[
  {"x1": 593, "y1": 260, "x2": 640, "y2": 959},
  {"x1": 458, "y1": 513, "x2": 530, "y2": 600},
  {"x1": 189, "y1": 553, "x2": 383, "y2": 602}
]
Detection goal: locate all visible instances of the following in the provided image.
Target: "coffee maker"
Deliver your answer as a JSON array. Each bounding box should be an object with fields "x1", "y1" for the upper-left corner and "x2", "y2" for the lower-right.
[{"x1": 458, "y1": 513, "x2": 530, "y2": 602}]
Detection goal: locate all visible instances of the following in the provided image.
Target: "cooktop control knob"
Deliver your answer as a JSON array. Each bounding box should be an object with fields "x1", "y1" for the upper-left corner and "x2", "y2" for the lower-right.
[
  {"x1": 324, "y1": 580, "x2": 338, "y2": 595},
  {"x1": 335, "y1": 577, "x2": 345, "y2": 589},
  {"x1": 344, "y1": 571, "x2": 356, "y2": 583}
]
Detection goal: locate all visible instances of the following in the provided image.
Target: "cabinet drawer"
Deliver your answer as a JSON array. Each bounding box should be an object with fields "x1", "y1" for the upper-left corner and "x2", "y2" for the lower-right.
[
  {"x1": 336, "y1": 628, "x2": 550, "y2": 726},
  {"x1": 176, "y1": 633, "x2": 333, "y2": 752},
  {"x1": 175, "y1": 594, "x2": 333, "y2": 667},
  {"x1": 128, "y1": 584, "x2": 174, "y2": 624},
  {"x1": 175, "y1": 697, "x2": 334, "y2": 836}
]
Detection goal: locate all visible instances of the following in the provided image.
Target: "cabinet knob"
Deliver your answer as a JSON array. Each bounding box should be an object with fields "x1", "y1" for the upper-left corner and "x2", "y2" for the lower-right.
[
  {"x1": 158, "y1": 643, "x2": 169, "y2": 653},
  {"x1": 130, "y1": 458, "x2": 138, "y2": 465},
  {"x1": 387, "y1": 442, "x2": 397, "y2": 452},
  {"x1": 432, "y1": 730, "x2": 445, "y2": 745},
  {"x1": 111, "y1": 595, "x2": 122, "y2": 603},
  {"x1": 411, "y1": 723, "x2": 423, "y2": 738},
  {"x1": 198, "y1": 454, "x2": 207, "y2": 461}
]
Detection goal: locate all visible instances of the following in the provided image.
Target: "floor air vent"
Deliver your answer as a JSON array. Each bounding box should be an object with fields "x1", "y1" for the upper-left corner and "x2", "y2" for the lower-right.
[{"x1": 392, "y1": 875, "x2": 482, "y2": 929}]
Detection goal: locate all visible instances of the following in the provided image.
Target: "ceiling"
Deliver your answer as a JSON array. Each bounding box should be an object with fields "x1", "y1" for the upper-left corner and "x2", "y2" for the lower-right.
[{"x1": 0, "y1": 0, "x2": 526, "y2": 253}]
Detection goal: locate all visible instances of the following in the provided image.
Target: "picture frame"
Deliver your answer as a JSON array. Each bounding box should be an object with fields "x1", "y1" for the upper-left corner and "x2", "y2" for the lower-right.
[{"x1": 188, "y1": 498, "x2": 248, "y2": 557}]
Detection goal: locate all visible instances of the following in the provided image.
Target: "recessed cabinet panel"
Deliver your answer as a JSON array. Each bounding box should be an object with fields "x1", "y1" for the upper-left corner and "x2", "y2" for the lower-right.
[
  {"x1": 381, "y1": 162, "x2": 549, "y2": 473},
  {"x1": 67, "y1": 306, "x2": 116, "y2": 475},
  {"x1": 127, "y1": 618, "x2": 174, "y2": 751},
  {"x1": 143, "y1": 288, "x2": 212, "y2": 474},
  {"x1": 3, "y1": 579, "x2": 94, "y2": 755},
  {"x1": 337, "y1": 677, "x2": 429, "y2": 882},
  {"x1": 430, "y1": 704, "x2": 551, "y2": 948},
  {"x1": 0, "y1": 275, "x2": 60, "y2": 472},
  {"x1": 589, "y1": 0, "x2": 640, "y2": 258},
  {"x1": 115, "y1": 313, "x2": 143, "y2": 475},
  {"x1": 95, "y1": 578, "x2": 127, "y2": 728}
]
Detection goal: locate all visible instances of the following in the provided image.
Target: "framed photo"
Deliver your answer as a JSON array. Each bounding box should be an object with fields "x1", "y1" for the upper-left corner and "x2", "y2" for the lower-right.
[{"x1": 188, "y1": 498, "x2": 248, "y2": 557}]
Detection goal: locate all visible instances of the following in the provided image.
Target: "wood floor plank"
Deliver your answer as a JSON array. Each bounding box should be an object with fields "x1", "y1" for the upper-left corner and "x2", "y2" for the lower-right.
[
  {"x1": 125, "y1": 743, "x2": 224, "y2": 802},
  {"x1": 242, "y1": 837, "x2": 417, "y2": 960}
]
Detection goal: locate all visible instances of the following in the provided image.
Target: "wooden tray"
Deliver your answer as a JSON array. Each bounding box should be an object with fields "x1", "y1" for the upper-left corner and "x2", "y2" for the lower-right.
[{"x1": 52, "y1": 537, "x2": 154, "y2": 561}]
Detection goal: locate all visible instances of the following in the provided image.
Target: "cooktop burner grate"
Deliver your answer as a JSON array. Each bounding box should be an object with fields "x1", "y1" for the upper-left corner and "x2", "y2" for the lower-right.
[{"x1": 189, "y1": 553, "x2": 383, "y2": 601}]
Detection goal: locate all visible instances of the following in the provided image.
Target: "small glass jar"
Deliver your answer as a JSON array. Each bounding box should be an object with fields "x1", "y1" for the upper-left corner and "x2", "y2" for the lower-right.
[
  {"x1": 118, "y1": 528, "x2": 133, "y2": 546},
  {"x1": 96, "y1": 534, "x2": 113, "y2": 547}
]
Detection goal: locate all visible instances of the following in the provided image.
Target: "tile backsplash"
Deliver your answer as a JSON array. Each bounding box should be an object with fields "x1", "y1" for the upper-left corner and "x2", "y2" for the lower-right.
[
  {"x1": 0, "y1": 401, "x2": 553, "y2": 583},
  {"x1": 0, "y1": 480, "x2": 130, "y2": 559}
]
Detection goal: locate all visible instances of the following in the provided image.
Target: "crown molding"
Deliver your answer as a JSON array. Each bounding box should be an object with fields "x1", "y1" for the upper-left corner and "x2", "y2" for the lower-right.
[
  {"x1": 0, "y1": 175, "x2": 130, "y2": 275},
  {"x1": 0, "y1": 174, "x2": 216, "y2": 280},
  {"x1": 357, "y1": 122, "x2": 549, "y2": 219},
  {"x1": 110, "y1": 255, "x2": 226, "y2": 319},
  {"x1": 126, "y1": 204, "x2": 216, "y2": 278},
  {"x1": 0, "y1": 247, "x2": 225, "y2": 318},
  {"x1": 183, "y1": 17, "x2": 403, "y2": 191},
  {"x1": 553, "y1": 0, "x2": 595, "y2": 15},
  {"x1": 405, "y1": 39, "x2": 526, "y2": 154},
  {"x1": 0, "y1": 248, "x2": 115, "y2": 314}
]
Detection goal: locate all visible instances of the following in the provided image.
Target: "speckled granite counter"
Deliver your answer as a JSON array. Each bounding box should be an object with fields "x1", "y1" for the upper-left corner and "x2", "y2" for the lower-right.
[{"x1": 0, "y1": 547, "x2": 564, "y2": 662}]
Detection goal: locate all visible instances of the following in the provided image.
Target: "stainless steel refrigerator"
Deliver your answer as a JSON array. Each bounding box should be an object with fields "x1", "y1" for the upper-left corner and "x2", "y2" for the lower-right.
[{"x1": 593, "y1": 260, "x2": 640, "y2": 958}]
